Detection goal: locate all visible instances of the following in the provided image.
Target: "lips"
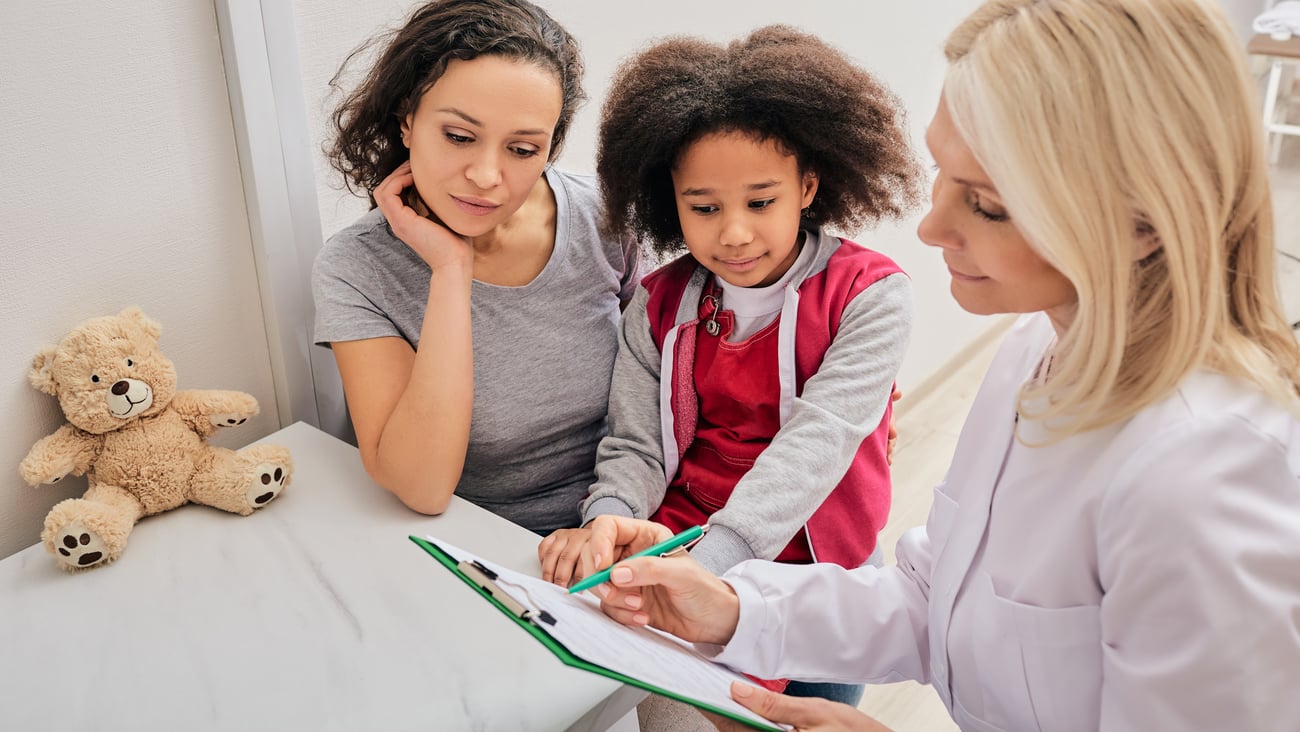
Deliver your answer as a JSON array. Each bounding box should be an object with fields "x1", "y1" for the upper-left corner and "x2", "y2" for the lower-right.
[
  {"x1": 719, "y1": 257, "x2": 760, "y2": 273},
  {"x1": 947, "y1": 265, "x2": 988, "y2": 281},
  {"x1": 450, "y1": 195, "x2": 501, "y2": 216}
]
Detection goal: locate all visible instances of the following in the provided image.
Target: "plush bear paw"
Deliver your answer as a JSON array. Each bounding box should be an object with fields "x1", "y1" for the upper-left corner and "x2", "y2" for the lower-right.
[
  {"x1": 210, "y1": 413, "x2": 249, "y2": 427},
  {"x1": 51, "y1": 521, "x2": 109, "y2": 569},
  {"x1": 246, "y1": 463, "x2": 289, "y2": 508}
]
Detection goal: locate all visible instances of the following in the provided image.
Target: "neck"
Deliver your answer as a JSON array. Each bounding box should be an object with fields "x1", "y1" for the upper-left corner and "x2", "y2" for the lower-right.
[{"x1": 468, "y1": 174, "x2": 554, "y2": 255}]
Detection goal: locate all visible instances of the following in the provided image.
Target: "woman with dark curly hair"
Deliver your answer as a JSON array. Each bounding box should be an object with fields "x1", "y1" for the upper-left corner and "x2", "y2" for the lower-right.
[
  {"x1": 538, "y1": 25, "x2": 923, "y2": 707},
  {"x1": 311, "y1": 0, "x2": 641, "y2": 534}
]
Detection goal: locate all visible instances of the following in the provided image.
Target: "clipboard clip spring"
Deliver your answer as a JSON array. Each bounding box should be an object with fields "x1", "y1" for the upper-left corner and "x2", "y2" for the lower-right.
[{"x1": 458, "y1": 559, "x2": 556, "y2": 626}]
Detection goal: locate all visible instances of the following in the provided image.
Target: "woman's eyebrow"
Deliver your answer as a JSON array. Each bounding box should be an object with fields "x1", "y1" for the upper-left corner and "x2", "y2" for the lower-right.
[{"x1": 435, "y1": 107, "x2": 548, "y2": 136}]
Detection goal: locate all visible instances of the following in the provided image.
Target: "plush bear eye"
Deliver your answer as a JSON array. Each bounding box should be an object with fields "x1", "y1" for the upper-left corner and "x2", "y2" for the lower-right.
[
  {"x1": 125, "y1": 358, "x2": 134, "y2": 368},
  {"x1": 91, "y1": 374, "x2": 100, "y2": 383}
]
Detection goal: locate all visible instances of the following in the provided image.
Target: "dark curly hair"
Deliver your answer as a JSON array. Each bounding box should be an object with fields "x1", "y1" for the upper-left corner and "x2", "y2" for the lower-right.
[
  {"x1": 327, "y1": 0, "x2": 585, "y2": 205},
  {"x1": 598, "y1": 25, "x2": 922, "y2": 255}
]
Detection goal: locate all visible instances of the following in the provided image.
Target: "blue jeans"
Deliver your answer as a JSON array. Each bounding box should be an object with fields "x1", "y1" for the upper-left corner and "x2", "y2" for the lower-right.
[
  {"x1": 784, "y1": 680, "x2": 865, "y2": 706},
  {"x1": 782, "y1": 543, "x2": 883, "y2": 707}
]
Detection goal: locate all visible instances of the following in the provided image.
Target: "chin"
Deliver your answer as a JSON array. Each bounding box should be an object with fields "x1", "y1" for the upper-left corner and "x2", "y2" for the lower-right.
[{"x1": 430, "y1": 209, "x2": 498, "y2": 239}]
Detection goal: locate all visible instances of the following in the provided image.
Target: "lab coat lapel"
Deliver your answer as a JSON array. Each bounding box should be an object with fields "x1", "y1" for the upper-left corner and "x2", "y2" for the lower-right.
[{"x1": 925, "y1": 315, "x2": 1055, "y2": 700}]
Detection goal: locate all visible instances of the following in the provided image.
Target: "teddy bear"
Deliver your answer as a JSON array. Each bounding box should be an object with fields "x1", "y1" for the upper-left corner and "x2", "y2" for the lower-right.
[{"x1": 19, "y1": 306, "x2": 293, "y2": 571}]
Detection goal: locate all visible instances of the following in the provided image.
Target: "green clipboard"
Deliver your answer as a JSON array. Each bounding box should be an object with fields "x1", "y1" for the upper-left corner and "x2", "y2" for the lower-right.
[{"x1": 409, "y1": 535, "x2": 783, "y2": 732}]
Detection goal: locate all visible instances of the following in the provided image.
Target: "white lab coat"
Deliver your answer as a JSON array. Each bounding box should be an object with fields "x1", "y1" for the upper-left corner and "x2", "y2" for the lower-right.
[{"x1": 710, "y1": 314, "x2": 1300, "y2": 731}]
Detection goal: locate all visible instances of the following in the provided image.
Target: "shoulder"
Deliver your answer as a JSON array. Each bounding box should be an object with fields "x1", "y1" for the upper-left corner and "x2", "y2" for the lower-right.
[
  {"x1": 1100, "y1": 371, "x2": 1300, "y2": 533},
  {"x1": 545, "y1": 166, "x2": 600, "y2": 206},
  {"x1": 797, "y1": 230, "x2": 907, "y2": 296},
  {"x1": 1125, "y1": 371, "x2": 1297, "y2": 461},
  {"x1": 315, "y1": 208, "x2": 395, "y2": 273},
  {"x1": 545, "y1": 166, "x2": 641, "y2": 278},
  {"x1": 641, "y1": 253, "x2": 698, "y2": 293}
]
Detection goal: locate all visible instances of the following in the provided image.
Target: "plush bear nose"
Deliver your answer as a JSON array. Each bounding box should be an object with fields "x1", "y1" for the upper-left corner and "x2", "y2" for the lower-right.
[{"x1": 112, "y1": 380, "x2": 130, "y2": 396}]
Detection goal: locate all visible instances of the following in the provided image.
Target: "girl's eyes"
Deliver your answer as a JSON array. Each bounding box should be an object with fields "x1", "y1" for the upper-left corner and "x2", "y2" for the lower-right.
[
  {"x1": 445, "y1": 132, "x2": 473, "y2": 144},
  {"x1": 688, "y1": 199, "x2": 775, "y2": 215},
  {"x1": 508, "y1": 146, "x2": 540, "y2": 158}
]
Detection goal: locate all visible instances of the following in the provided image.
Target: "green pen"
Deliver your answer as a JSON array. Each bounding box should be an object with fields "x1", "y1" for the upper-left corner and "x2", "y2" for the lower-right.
[{"x1": 567, "y1": 524, "x2": 708, "y2": 594}]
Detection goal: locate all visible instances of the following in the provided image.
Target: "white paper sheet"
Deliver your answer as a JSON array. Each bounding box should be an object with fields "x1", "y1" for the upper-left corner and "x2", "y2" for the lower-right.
[{"x1": 429, "y1": 537, "x2": 790, "y2": 731}]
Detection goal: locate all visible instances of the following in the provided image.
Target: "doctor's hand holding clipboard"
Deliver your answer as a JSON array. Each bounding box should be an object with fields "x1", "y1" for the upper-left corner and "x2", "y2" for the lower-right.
[{"x1": 577, "y1": 515, "x2": 892, "y2": 732}]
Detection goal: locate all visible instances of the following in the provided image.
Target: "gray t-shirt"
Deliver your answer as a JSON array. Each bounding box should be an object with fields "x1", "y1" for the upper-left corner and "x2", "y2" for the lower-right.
[{"x1": 312, "y1": 167, "x2": 640, "y2": 534}]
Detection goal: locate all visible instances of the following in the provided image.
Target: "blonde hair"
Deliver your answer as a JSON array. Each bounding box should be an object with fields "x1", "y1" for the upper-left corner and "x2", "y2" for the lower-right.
[{"x1": 944, "y1": 0, "x2": 1300, "y2": 435}]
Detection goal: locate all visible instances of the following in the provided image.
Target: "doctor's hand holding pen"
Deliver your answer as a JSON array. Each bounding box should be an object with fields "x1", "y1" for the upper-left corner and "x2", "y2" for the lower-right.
[{"x1": 583, "y1": 515, "x2": 892, "y2": 732}]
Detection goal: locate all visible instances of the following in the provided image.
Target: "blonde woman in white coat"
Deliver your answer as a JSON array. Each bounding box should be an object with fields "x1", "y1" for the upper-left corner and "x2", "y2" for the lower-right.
[{"x1": 572, "y1": 0, "x2": 1300, "y2": 730}]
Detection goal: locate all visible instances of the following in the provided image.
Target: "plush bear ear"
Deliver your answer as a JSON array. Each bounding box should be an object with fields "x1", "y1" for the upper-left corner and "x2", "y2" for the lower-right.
[
  {"x1": 119, "y1": 306, "x2": 162, "y2": 339},
  {"x1": 28, "y1": 347, "x2": 59, "y2": 395}
]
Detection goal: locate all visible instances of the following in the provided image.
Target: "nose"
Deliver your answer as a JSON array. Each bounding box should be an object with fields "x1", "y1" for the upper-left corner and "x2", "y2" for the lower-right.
[
  {"x1": 719, "y1": 211, "x2": 754, "y2": 248},
  {"x1": 916, "y1": 178, "x2": 959, "y2": 251},
  {"x1": 464, "y1": 149, "x2": 502, "y2": 190},
  {"x1": 112, "y1": 380, "x2": 130, "y2": 396}
]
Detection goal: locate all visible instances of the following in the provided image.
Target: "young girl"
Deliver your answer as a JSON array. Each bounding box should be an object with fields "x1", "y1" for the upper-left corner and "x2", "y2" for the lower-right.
[
  {"x1": 580, "y1": 1, "x2": 1300, "y2": 730},
  {"x1": 312, "y1": 0, "x2": 641, "y2": 534},
  {"x1": 539, "y1": 25, "x2": 922, "y2": 703}
]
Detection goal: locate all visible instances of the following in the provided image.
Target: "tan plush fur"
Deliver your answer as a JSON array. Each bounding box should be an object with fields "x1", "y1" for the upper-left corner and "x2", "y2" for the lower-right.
[{"x1": 18, "y1": 307, "x2": 293, "y2": 571}]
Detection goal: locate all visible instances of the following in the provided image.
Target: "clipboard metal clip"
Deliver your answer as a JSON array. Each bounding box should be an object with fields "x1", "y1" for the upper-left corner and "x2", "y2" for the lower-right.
[{"x1": 458, "y1": 559, "x2": 556, "y2": 626}]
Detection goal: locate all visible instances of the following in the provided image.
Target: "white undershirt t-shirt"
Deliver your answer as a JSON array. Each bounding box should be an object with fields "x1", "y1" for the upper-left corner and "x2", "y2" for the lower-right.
[{"x1": 716, "y1": 232, "x2": 816, "y2": 342}]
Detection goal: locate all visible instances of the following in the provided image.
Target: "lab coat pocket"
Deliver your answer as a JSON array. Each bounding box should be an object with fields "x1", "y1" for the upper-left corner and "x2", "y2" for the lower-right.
[{"x1": 983, "y1": 576, "x2": 1102, "y2": 732}]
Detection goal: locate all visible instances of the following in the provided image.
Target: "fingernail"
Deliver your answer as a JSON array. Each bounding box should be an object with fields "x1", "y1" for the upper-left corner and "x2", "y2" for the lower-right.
[
  {"x1": 733, "y1": 684, "x2": 753, "y2": 698},
  {"x1": 593, "y1": 584, "x2": 610, "y2": 599},
  {"x1": 593, "y1": 553, "x2": 602, "y2": 567},
  {"x1": 624, "y1": 595, "x2": 641, "y2": 609},
  {"x1": 632, "y1": 612, "x2": 649, "y2": 625},
  {"x1": 611, "y1": 567, "x2": 632, "y2": 584}
]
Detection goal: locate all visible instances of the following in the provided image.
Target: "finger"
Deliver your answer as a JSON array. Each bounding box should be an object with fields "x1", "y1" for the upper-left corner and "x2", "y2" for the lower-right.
[
  {"x1": 607, "y1": 555, "x2": 694, "y2": 591},
  {"x1": 554, "y1": 539, "x2": 586, "y2": 588},
  {"x1": 730, "y1": 682, "x2": 836, "y2": 728},
  {"x1": 578, "y1": 537, "x2": 610, "y2": 584},
  {"x1": 585, "y1": 517, "x2": 625, "y2": 574},
  {"x1": 596, "y1": 591, "x2": 651, "y2": 627},
  {"x1": 539, "y1": 534, "x2": 567, "y2": 585}
]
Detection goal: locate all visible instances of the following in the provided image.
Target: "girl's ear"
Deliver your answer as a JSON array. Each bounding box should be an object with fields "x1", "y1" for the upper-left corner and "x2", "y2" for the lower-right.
[{"x1": 801, "y1": 171, "x2": 819, "y2": 208}]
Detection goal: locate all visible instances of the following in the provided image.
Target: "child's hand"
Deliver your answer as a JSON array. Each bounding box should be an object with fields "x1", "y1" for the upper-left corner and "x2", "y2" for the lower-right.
[
  {"x1": 887, "y1": 387, "x2": 901, "y2": 466},
  {"x1": 538, "y1": 527, "x2": 595, "y2": 587},
  {"x1": 374, "y1": 161, "x2": 472, "y2": 273}
]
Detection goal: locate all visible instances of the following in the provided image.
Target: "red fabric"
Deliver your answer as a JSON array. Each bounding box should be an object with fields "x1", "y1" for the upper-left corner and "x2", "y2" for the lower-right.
[
  {"x1": 745, "y1": 673, "x2": 791, "y2": 693},
  {"x1": 653, "y1": 309, "x2": 814, "y2": 563},
  {"x1": 642, "y1": 241, "x2": 901, "y2": 570}
]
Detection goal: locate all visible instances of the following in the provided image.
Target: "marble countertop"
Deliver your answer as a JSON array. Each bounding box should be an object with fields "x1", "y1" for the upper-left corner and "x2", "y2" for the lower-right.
[{"x1": 0, "y1": 422, "x2": 641, "y2": 731}]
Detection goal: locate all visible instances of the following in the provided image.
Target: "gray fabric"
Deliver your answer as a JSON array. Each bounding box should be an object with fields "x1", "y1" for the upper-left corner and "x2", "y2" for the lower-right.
[
  {"x1": 582, "y1": 229, "x2": 912, "y2": 573},
  {"x1": 312, "y1": 167, "x2": 640, "y2": 534}
]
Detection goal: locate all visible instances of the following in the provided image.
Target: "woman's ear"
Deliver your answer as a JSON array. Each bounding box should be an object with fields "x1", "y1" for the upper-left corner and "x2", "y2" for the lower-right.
[
  {"x1": 1134, "y1": 221, "x2": 1162, "y2": 262},
  {"x1": 399, "y1": 115, "x2": 412, "y2": 148}
]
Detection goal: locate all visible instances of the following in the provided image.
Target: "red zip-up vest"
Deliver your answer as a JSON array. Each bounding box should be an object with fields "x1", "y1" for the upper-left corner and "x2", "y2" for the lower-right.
[{"x1": 642, "y1": 239, "x2": 899, "y2": 568}]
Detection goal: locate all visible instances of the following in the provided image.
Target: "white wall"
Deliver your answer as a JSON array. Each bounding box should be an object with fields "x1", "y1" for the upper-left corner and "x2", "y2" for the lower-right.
[
  {"x1": 292, "y1": 0, "x2": 992, "y2": 425},
  {"x1": 0, "y1": 2, "x2": 279, "y2": 559}
]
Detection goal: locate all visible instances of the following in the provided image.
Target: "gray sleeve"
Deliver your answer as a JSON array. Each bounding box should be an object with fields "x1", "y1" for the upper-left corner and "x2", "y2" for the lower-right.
[
  {"x1": 691, "y1": 272, "x2": 914, "y2": 574},
  {"x1": 311, "y1": 232, "x2": 400, "y2": 347},
  {"x1": 619, "y1": 232, "x2": 645, "y2": 301},
  {"x1": 581, "y1": 286, "x2": 670, "y2": 523}
]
